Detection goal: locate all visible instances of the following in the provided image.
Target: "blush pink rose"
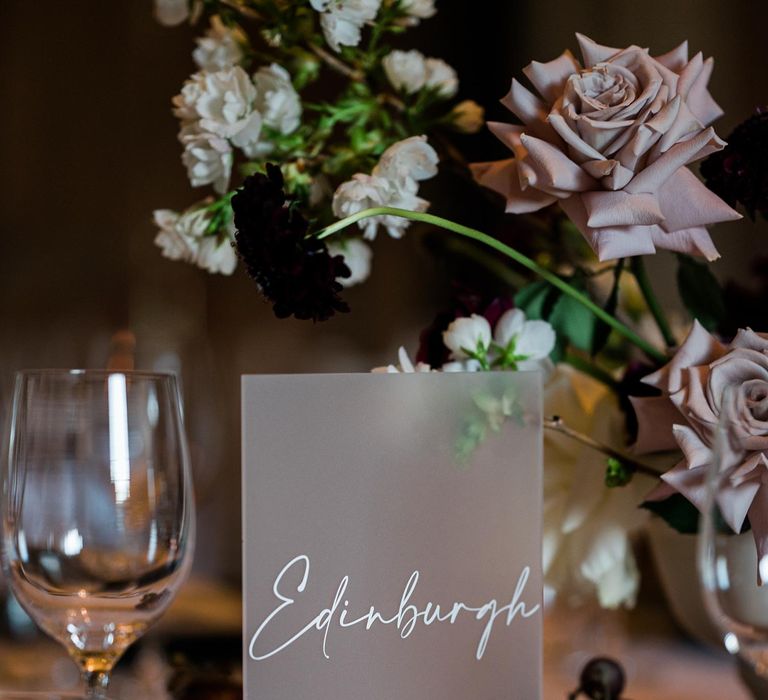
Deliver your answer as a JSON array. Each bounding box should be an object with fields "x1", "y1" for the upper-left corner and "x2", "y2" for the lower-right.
[
  {"x1": 472, "y1": 34, "x2": 741, "y2": 262},
  {"x1": 633, "y1": 322, "x2": 768, "y2": 578}
]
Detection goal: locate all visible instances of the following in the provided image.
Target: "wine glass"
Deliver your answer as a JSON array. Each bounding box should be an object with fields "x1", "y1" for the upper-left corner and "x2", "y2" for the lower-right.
[
  {"x1": 698, "y1": 385, "x2": 768, "y2": 690},
  {"x1": 2, "y1": 370, "x2": 195, "y2": 698}
]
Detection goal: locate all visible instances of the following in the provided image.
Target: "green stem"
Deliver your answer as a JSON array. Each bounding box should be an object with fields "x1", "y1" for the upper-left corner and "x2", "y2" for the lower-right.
[
  {"x1": 318, "y1": 207, "x2": 667, "y2": 364},
  {"x1": 630, "y1": 257, "x2": 676, "y2": 349}
]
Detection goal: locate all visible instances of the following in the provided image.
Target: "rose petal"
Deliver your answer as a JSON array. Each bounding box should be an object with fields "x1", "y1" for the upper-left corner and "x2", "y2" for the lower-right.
[
  {"x1": 686, "y1": 57, "x2": 723, "y2": 127},
  {"x1": 470, "y1": 159, "x2": 558, "y2": 213},
  {"x1": 733, "y1": 329, "x2": 768, "y2": 353},
  {"x1": 582, "y1": 191, "x2": 665, "y2": 228},
  {"x1": 559, "y1": 195, "x2": 657, "y2": 261},
  {"x1": 657, "y1": 167, "x2": 741, "y2": 231},
  {"x1": 677, "y1": 52, "x2": 705, "y2": 101},
  {"x1": 747, "y1": 490, "x2": 768, "y2": 584},
  {"x1": 650, "y1": 225, "x2": 720, "y2": 261},
  {"x1": 643, "y1": 320, "x2": 727, "y2": 393},
  {"x1": 717, "y1": 474, "x2": 761, "y2": 536},
  {"x1": 501, "y1": 78, "x2": 547, "y2": 125},
  {"x1": 631, "y1": 395, "x2": 684, "y2": 454},
  {"x1": 655, "y1": 40, "x2": 689, "y2": 72},
  {"x1": 625, "y1": 127, "x2": 725, "y2": 194},
  {"x1": 575, "y1": 33, "x2": 621, "y2": 68},
  {"x1": 522, "y1": 50, "x2": 580, "y2": 103},
  {"x1": 519, "y1": 133, "x2": 596, "y2": 192},
  {"x1": 672, "y1": 424, "x2": 711, "y2": 469},
  {"x1": 548, "y1": 111, "x2": 605, "y2": 162}
]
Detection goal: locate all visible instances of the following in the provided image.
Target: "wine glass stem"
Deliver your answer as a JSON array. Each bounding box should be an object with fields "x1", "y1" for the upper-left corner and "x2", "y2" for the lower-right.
[{"x1": 84, "y1": 670, "x2": 110, "y2": 699}]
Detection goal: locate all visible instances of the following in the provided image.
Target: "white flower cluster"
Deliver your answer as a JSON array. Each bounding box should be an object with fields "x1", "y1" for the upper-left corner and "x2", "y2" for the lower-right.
[
  {"x1": 383, "y1": 50, "x2": 457, "y2": 97},
  {"x1": 153, "y1": 206, "x2": 237, "y2": 275},
  {"x1": 442, "y1": 309, "x2": 556, "y2": 372},
  {"x1": 332, "y1": 136, "x2": 438, "y2": 240},
  {"x1": 172, "y1": 16, "x2": 301, "y2": 195},
  {"x1": 310, "y1": 0, "x2": 381, "y2": 53},
  {"x1": 375, "y1": 308, "x2": 556, "y2": 374},
  {"x1": 192, "y1": 16, "x2": 245, "y2": 72}
]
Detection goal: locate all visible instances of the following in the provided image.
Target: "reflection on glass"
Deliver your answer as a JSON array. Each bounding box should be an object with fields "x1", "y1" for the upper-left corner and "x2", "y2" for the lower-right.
[{"x1": 2, "y1": 370, "x2": 195, "y2": 698}]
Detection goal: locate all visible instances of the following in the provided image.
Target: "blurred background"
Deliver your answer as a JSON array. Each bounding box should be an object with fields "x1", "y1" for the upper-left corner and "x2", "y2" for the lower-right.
[{"x1": 1, "y1": 0, "x2": 767, "y2": 588}]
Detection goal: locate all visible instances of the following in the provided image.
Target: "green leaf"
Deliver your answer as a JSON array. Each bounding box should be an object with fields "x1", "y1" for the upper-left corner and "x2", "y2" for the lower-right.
[
  {"x1": 514, "y1": 280, "x2": 557, "y2": 320},
  {"x1": 676, "y1": 254, "x2": 726, "y2": 331},
  {"x1": 549, "y1": 285, "x2": 597, "y2": 353},
  {"x1": 642, "y1": 494, "x2": 700, "y2": 534}
]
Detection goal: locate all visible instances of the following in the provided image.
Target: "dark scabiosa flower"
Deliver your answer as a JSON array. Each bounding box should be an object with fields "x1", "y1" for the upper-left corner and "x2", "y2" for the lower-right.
[
  {"x1": 231, "y1": 164, "x2": 351, "y2": 322},
  {"x1": 701, "y1": 107, "x2": 768, "y2": 221}
]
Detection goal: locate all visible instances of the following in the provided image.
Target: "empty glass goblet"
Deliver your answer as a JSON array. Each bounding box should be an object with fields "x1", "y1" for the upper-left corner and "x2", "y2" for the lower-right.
[{"x1": 2, "y1": 370, "x2": 195, "y2": 698}]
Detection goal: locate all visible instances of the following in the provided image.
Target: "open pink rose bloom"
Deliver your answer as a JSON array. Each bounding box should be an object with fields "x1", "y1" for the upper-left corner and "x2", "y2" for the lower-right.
[
  {"x1": 633, "y1": 322, "x2": 768, "y2": 580},
  {"x1": 472, "y1": 34, "x2": 741, "y2": 261}
]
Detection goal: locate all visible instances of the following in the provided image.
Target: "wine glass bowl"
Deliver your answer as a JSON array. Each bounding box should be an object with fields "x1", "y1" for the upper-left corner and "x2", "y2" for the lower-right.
[{"x1": 2, "y1": 370, "x2": 195, "y2": 697}]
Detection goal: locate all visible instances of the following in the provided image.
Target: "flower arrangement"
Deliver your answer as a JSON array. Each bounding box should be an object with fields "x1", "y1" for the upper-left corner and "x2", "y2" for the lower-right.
[
  {"x1": 152, "y1": 0, "x2": 481, "y2": 284},
  {"x1": 154, "y1": 4, "x2": 768, "y2": 610}
]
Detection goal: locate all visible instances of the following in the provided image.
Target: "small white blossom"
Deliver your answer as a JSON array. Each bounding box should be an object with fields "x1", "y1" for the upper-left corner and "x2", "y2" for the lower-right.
[
  {"x1": 332, "y1": 174, "x2": 392, "y2": 240},
  {"x1": 400, "y1": 0, "x2": 436, "y2": 20},
  {"x1": 179, "y1": 126, "x2": 233, "y2": 193},
  {"x1": 383, "y1": 50, "x2": 427, "y2": 94},
  {"x1": 443, "y1": 315, "x2": 492, "y2": 361},
  {"x1": 372, "y1": 347, "x2": 432, "y2": 374},
  {"x1": 327, "y1": 238, "x2": 373, "y2": 287},
  {"x1": 253, "y1": 64, "x2": 302, "y2": 135},
  {"x1": 193, "y1": 16, "x2": 245, "y2": 72},
  {"x1": 154, "y1": 0, "x2": 189, "y2": 26},
  {"x1": 424, "y1": 58, "x2": 458, "y2": 97},
  {"x1": 196, "y1": 236, "x2": 237, "y2": 275},
  {"x1": 173, "y1": 67, "x2": 262, "y2": 151},
  {"x1": 153, "y1": 207, "x2": 209, "y2": 262},
  {"x1": 441, "y1": 359, "x2": 482, "y2": 372},
  {"x1": 153, "y1": 205, "x2": 237, "y2": 276},
  {"x1": 451, "y1": 100, "x2": 485, "y2": 133},
  {"x1": 312, "y1": 0, "x2": 381, "y2": 52},
  {"x1": 374, "y1": 135, "x2": 439, "y2": 184},
  {"x1": 332, "y1": 136, "x2": 438, "y2": 240},
  {"x1": 494, "y1": 308, "x2": 556, "y2": 369}
]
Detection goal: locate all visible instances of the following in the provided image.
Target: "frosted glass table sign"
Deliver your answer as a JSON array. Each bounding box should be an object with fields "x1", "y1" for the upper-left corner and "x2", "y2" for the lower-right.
[{"x1": 242, "y1": 372, "x2": 543, "y2": 700}]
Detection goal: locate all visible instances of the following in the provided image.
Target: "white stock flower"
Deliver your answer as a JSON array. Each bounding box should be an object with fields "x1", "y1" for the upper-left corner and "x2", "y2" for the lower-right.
[
  {"x1": 333, "y1": 136, "x2": 438, "y2": 240},
  {"x1": 424, "y1": 58, "x2": 458, "y2": 97},
  {"x1": 154, "y1": 0, "x2": 189, "y2": 26},
  {"x1": 441, "y1": 359, "x2": 482, "y2": 372},
  {"x1": 312, "y1": 0, "x2": 381, "y2": 52},
  {"x1": 451, "y1": 100, "x2": 485, "y2": 133},
  {"x1": 253, "y1": 64, "x2": 302, "y2": 135},
  {"x1": 494, "y1": 309, "x2": 556, "y2": 369},
  {"x1": 383, "y1": 50, "x2": 427, "y2": 94},
  {"x1": 179, "y1": 126, "x2": 233, "y2": 193},
  {"x1": 332, "y1": 174, "x2": 392, "y2": 240},
  {"x1": 196, "y1": 236, "x2": 237, "y2": 275},
  {"x1": 543, "y1": 365, "x2": 650, "y2": 609},
  {"x1": 374, "y1": 135, "x2": 439, "y2": 184},
  {"x1": 400, "y1": 0, "x2": 436, "y2": 20},
  {"x1": 443, "y1": 315, "x2": 492, "y2": 360},
  {"x1": 383, "y1": 51, "x2": 458, "y2": 98},
  {"x1": 153, "y1": 206, "x2": 214, "y2": 262},
  {"x1": 372, "y1": 347, "x2": 432, "y2": 374},
  {"x1": 193, "y1": 16, "x2": 245, "y2": 72},
  {"x1": 327, "y1": 238, "x2": 373, "y2": 287},
  {"x1": 173, "y1": 67, "x2": 262, "y2": 151}
]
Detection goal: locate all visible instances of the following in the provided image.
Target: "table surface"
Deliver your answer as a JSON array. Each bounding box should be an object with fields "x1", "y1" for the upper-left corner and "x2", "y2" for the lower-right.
[{"x1": 0, "y1": 578, "x2": 752, "y2": 699}]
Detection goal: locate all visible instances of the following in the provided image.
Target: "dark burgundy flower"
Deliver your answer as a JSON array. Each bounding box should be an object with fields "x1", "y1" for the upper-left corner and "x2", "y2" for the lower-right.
[
  {"x1": 232, "y1": 165, "x2": 350, "y2": 322},
  {"x1": 701, "y1": 107, "x2": 768, "y2": 221}
]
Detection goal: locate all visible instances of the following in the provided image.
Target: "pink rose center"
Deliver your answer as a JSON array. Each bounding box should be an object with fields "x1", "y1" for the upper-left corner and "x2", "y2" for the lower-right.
[
  {"x1": 743, "y1": 379, "x2": 768, "y2": 422},
  {"x1": 569, "y1": 65, "x2": 638, "y2": 116}
]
